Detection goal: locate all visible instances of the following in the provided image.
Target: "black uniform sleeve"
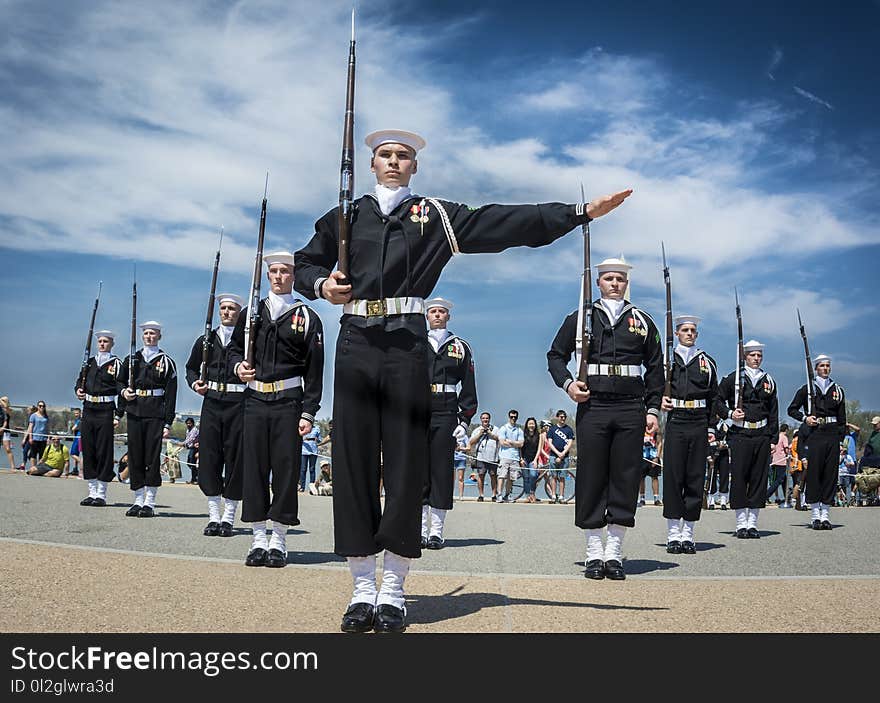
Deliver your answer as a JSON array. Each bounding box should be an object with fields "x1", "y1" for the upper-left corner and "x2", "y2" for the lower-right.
[
  {"x1": 787, "y1": 385, "x2": 807, "y2": 422},
  {"x1": 115, "y1": 357, "x2": 129, "y2": 418},
  {"x1": 641, "y1": 312, "x2": 664, "y2": 414},
  {"x1": 163, "y1": 357, "x2": 178, "y2": 427},
  {"x1": 547, "y1": 311, "x2": 577, "y2": 391},
  {"x1": 705, "y1": 354, "x2": 720, "y2": 425},
  {"x1": 837, "y1": 385, "x2": 847, "y2": 440},
  {"x1": 767, "y1": 386, "x2": 779, "y2": 437},
  {"x1": 715, "y1": 372, "x2": 734, "y2": 422},
  {"x1": 294, "y1": 210, "x2": 337, "y2": 301},
  {"x1": 228, "y1": 310, "x2": 247, "y2": 371},
  {"x1": 301, "y1": 309, "x2": 324, "y2": 422},
  {"x1": 458, "y1": 344, "x2": 478, "y2": 425},
  {"x1": 448, "y1": 202, "x2": 588, "y2": 254},
  {"x1": 184, "y1": 336, "x2": 205, "y2": 390}
]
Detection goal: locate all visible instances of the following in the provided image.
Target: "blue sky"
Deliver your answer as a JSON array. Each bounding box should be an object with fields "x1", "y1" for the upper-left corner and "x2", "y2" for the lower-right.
[{"x1": 1, "y1": 0, "x2": 878, "y2": 421}]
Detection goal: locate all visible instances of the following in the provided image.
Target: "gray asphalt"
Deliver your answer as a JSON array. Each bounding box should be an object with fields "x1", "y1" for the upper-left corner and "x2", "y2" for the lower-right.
[{"x1": 2, "y1": 471, "x2": 878, "y2": 579}]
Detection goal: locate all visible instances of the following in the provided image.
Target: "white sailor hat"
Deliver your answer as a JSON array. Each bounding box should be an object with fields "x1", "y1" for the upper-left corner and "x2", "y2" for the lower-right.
[
  {"x1": 425, "y1": 297, "x2": 453, "y2": 312},
  {"x1": 674, "y1": 314, "x2": 701, "y2": 329},
  {"x1": 139, "y1": 320, "x2": 162, "y2": 332},
  {"x1": 262, "y1": 251, "x2": 294, "y2": 267},
  {"x1": 364, "y1": 129, "x2": 426, "y2": 154},
  {"x1": 813, "y1": 353, "x2": 832, "y2": 366},
  {"x1": 94, "y1": 329, "x2": 116, "y2": 339},
  {"x1": 743, "y1": 339, "x2": 764, "y2": 352},
  {"x1": 595, "y1": 257, "x2": 632, "y2": 275},
  {"x1": 216, "y1": 293, "x2": 244, "y2": 308}
]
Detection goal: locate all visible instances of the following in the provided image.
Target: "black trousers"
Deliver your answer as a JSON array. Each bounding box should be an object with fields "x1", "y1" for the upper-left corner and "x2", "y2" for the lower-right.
[
  {"x1": 662, "y1": 418, "x2": 708, "y2": 522},
  {"x1": 241, "y1": 393, "x2": 302, "y2": 525},
  {"x1": 710, "y1": 452, "x2": 730, "y2": 493},
  {"x1": 126, "y1": 415, "x2": 164, "y2": 490},
  {"x1": 424, "y1": 411, "x2": 456, "y2": 511},
  {"x1": 574, "y1": 398, "x2": 645, "y2": 529},
  {"x1": 332, "y1": 325, "x2": 430, "y2": 559},
  {"x1": 805, "y1": 430, "x2": 839, "y2": 505},
  {"x1": 80, "y1": 407, "x2": 116, "y2": 482},
  {"x1": 197, "y1": 397, "x2": 244, "y2": 500},
  {"x1": 728, "y1": 433, "x2": 771, "y2": 509}
]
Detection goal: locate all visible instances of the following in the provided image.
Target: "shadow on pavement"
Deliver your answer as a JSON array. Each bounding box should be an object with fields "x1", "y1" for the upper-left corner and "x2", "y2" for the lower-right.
[
  {"x1": 286, "y1": 551, "x2": 346, "y2": 565},
  {"x1": 652, "y1": 542, "x2": 726, "y2": 553},
  {"x1": 618, "y1": 559, "x2": 679, "y2": 575},
  {"x1": 442, "y1": 538, "x2": 503, "y2": 548},
  {"x1": 718, "y1": 530, "x2": 781, "y2": 538},
  {"x1": 406, "y1": 586, "x2": 668, "y2": 625}
]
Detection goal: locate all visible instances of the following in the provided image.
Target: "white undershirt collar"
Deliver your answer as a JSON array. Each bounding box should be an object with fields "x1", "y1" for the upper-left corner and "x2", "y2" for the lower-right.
[
  {"x1": 96, "y1": 352, "x2": 111, "y2": 366},
  {"x1": 374, "y1": 183, "x2": 412, "y2": 216},
  {"x1": 598, "y1": 297, "x2": 627, "y2": 325},
  {"x1": 217, "y1": 324, "x2": 235, "y2": 348},
  {"x1": 428, "y1": 328, "x2": 451, "y2": 352},
  {"x1": 142, "y1": 346, "x2": 160, "y2": 363},
  {"x1": 675, "y1": 343, "x2": 700, "y2": 366},
  {"x1": 266, "y1": 291, "x2": 297, "y2": 321},
  {"x1": 815, "y1": 376, "x2": 832, "y2": 394},
  {"x1": 745, "y1": 366, "x2": 764, "y2": 385}
]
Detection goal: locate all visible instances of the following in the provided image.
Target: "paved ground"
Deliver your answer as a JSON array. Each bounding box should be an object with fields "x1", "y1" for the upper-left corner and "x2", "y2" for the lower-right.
[{"x1": 2, "y1": 471, "x2": 878, "y2": 632}]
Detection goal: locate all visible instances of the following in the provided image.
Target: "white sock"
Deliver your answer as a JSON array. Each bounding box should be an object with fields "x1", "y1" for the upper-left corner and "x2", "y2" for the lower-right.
[
  {"x1": 666, "y1": 518, "x2": 682, "y2": 542},
  {"x1": 707, "y1": 494, "x2": 716, "y2": 506},
  {"x1": 604, "y1": 524, "x2": 626, "y2": 562},
  {"x1": 97, "y1": 481, "x2": 108, "y2": 500},
  {"x1": 421, "y1": 504, "x2": 430, "y2": 539},
  {"x1": 429, "y1": 508, "x2": 446, "y2": 539},
  {"x1": 720, "y1": 493, "x2": 728, "y2": 506},
  {"x1": 269, "y1": 522, "x2": 288, "y2": 554},
  {"x1": 207, "y1": 495, "x2": 221, "y2": 523},
  {"x1": 133, "y1": 487, "x2": 145, "y2": 507},
  {"x1": 585, "y1": 528, "x2": 604, "y2": 562},
  {"x1": 377, "y1": 550, "x2": 410, "y2": 610},
  {"x1": 88, "y1": 479, "x2": 99, "y2": 499},
  {"x1": 250, "y1": 521, "x2": 268, "y2": 550},
  {"x1": 811, "y1": 503, "x2": 821, "y2": 521},
  {"x1": 222, "y1": 499, "x2": 238, "y2": 524},
  {"x1": 348, "y1": 555, "x2": 378, "y2": 606},
  {"x1": 735, "y1": 508, "x2": 748, "y2": 530},
  {"x1": 144, "y1": 486, "x2": 157, "y2": 508},
  {"x1": 748, "y1": 508, "x2": 759, "y2": 529},
  {"x1": 820, "y1": 503, "x2": 830, "y2": 522},
  {"x1": 681, "y1": 520, "x2": 695, "y2": 542}
]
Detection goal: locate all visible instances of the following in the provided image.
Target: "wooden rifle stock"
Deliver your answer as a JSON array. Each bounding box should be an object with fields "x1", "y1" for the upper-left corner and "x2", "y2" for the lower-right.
[
  {"x1": 244, "y1": 177, "x2": 269, "y2": 368},
  {"x1": 200, "y1": 228, "x2": 223, "y2": 383},
  {"x1": 662, "y1": 242, "x2": 673, "y2": 400},
  {"x1": 337, "y1": 9, "x2": 356, "y2": 282},
  {"x1": 734, "y1": 288, "x2": 744, "y2": 411},
  {"x1": 797, "y1": 308, "x2": 817, "y2": 416},
  {"x1": 576, "y1": 183, "x2": 592, "y2": 385},
  {"x1": 78, "y1": 281, "x2": 102, "y2": 390},
  {"x1": 128, "y1": 270, "x2": 137, "y2": 392}
]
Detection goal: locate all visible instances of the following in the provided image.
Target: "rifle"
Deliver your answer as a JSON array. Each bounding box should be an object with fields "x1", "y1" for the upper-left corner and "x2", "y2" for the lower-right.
[
  {"x1": 337, "y1": 8, "x2": 356, "y2": 283},
  {"x1": 128, "y1": 266, "x2": 137, "y2": 393},
  {"x1": 797, "y1": 308, "x2": 817, "y2": 419},
  {"x1": 734, "y1": 287, "x2": 744, "y2": 411},
  {"x1": 77, "y1": 281, "x2": 103, "y2": 391},
  {"x1": 244, "y1": 175, "x2": 269, "y2": 368},
  {"x1": 576, "y1": 183, "x2": 593, "y2": 384},
  {"x1": 199, "y1": 227, "x2": 224, "y2": 383},
  {"x1": 662, "y1": 242, "x2": 673, "y2": 400}
]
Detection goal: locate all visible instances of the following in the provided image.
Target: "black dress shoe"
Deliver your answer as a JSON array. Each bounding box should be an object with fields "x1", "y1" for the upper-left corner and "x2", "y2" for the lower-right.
[
  {"x1": 821, "y1": 520, "x2": 832, "y2": 530},
  {"x1": 735, "y1": 528, "x2": 748, "y2": 539},
  {"x1": 666, "y1": 540, "x2": 682, "y2": 554},
  {"x1": 721, "y1": 504, "x2": 729, "y2": 511},
  {"x1": 426, "y1": 536, "x2": 444, "y2": 550},
  {"x1": 604, "y1": 560, "x2": 626, "y2": 580},
  {"x1": 217, "y1": 522, "x2": 234, "y2": 537},
  {"x1": 125, "y1": 505, "x2": 142, "y2": 517},
  {"x1": 584, "y1": 559, "x2": 605, "y2": 579},
  {"x1": 373, "y1": 604, "x2": 406, "y2": 633},
  {"x1": 203, "y1": 522, "x2": 220, "y2": 536},
  {"x1": 245, "y1": 547, "x2": 268, "y2": 567},
  {"x1": 681, "y1": 541, "x2": 696, "y2": 554},
  {"x1": 137, "y1": 505, "x2": 155, "y2": 518},
  {"x1": 746, "y1": 527, "x2": 760, "y2": 538},
  {"x1": 91, "y1": 498, "x2": 106, "y2": 507},
  {"x1": 707, "y1": 504, "x2": 715, "y2": 510},
  {"x1": 811, "y1": 519, "x2": 822, "y2": 530},
  {"x1": 340, "y1": 603, "x2": 375, "y2": 633},
  {"x1": 420, "y1": 536, "x2": 427, "y2": 549},
  {"x1": 80, "y1": 496, "x2": 95, "y2": 506},
  {"x1": 265, "y1": 548, "x2": 287, "y2": 567}
]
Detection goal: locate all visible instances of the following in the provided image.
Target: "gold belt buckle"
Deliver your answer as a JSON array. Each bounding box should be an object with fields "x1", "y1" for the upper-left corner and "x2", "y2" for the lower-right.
[
  {"x1": 217, "y1": 382, "x2": 226, "y2": 393},
  {"x1": 366, "y1": 299, "x2": 386, "y2": 317},
  {"x1": 608, "y1": 364, "x2": 622, "y2": 376},
  {"x1": 430, "y1": 384, "x2": 439, "y2": 392}
]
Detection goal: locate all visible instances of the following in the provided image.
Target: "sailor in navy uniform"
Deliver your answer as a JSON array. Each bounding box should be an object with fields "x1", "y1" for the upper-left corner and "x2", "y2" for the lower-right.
[
  {"x1": 117, "y1": 321, "x2": 178, "y2": 518},
  {"x1": 294, "y1": 128, "x2": 631, "y2": 633},
  {"x1": 786, "y1": 354, "x2": 846, "y2": 530},
  {"x1": 185, "y1": 293, "x2": 246, "y2": 538},
  {"x1": 715, "y1": 339, "x2": 778, "y2": 539},
  {"x1": 75, "y1": 330, "x2": 121, "y2": 507},
  {"x1": 547, "y1": 257, "x2": 664, "y2": 581},
  {"x1": 421, "y1": 297, "x2": 477, "y2": 550},
  {"x1": 659, "y1": 315, "x2": 718, "y2": 554},
  {"x1": 231, "y1": 252, "x2": 324, "y2": 569}
]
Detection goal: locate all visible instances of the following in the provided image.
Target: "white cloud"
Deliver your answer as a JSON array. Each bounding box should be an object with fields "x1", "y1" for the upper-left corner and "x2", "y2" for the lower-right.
[{"x1": 793, "y1": 85, "x2": 834, "y2": 110}]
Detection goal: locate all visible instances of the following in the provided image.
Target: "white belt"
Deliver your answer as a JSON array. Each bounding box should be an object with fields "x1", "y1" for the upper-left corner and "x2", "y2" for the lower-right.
[
  {"x1": 134, "y1": 389, "x2": 165, "y2": 397},
  {"x1": 431, "y1": 384, "x2": 457, "y2": 393},
  {"x1": 733, "y1": 418, "x2": 768, "y2": 429},
  {"x1": 248, "y1": 376, "x2": 303, "y2": 393},
  {"x1": 85, "y1": 394, "x2": 115, "y2": 403},
  {"x1": 670, "y1": 398, "x2": 707, "y2": 409},
  {"x1": 207, "y1": 381, "x2": 246, "y2": 393},
  {"x1": 343, "y1": 297, "x2": 425, "y2": 317},
  {"x1": 587, "y1": 363, "x2": 642, "y2": 377},
  {"x1": 815, "y1": 417, "x2": 837, "y2": 425}
]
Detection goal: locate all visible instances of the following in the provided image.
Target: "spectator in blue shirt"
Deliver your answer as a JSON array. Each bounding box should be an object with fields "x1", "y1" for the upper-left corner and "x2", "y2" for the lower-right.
[
  {"x1": 496, "y1": 409, "x2": 524, "y2": 502},
  {"x1": 300, "y1": 424, "x2": 323, "y2": 492},
  {"x1": 25, "y1": 401, "x2": 50, "y2": 472},
  {"x1": 547, "y1": 410, "x2": 575, "y2": 503}
]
